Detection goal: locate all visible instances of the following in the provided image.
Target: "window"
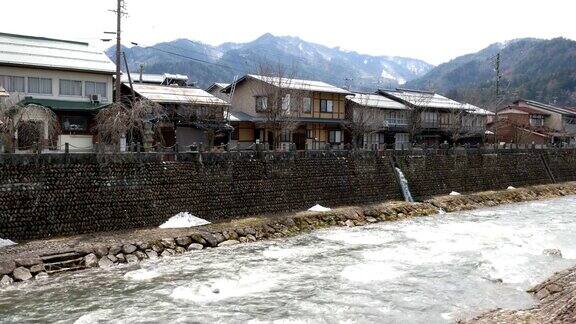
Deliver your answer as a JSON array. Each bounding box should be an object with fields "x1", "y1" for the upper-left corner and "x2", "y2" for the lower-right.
[
  {"x1": 306, "y1": 129, "x2": 315, "y2": 139},
  {"x1": 387, "y1": 111, "x2": 407, "y2": 126},
  {"x1": 421, "y1": 111, "x2": 438, "y2": 127},
  {"x1": 395, "y1": 133, "x2": 410, "y2": 149},
  {"x1": 255, "y1": 96, "x2": 268, "y2": 111},
  {"x1": 439, "y1": 113, "x2": 455, "y2": 126},
  {"x1": 59, "y1": 80, "x2": 82, "y2": 96},
  {"x1": 303, "y1": 97, "x2": 311, "y2": 113},
  {"x1": 281, "y1": 130, "x2": 291, "y2": 142},
  {"x1": 0, "y1": 75, "x2": 25, "y2": 92},
  {"x1": 329, "y1": 130, "x2": 342, "y2": 144},
  {"x1": 378, "y1": 133, "x2": 386, "y2": 144},
  {"x1": 320, "y1": 99, "x2": 334, "y2": 113},
  {"x1": 85, "y1": 81, "x2": 107, "y2": 99},
  {"x1": 28, "y1": 77, "x2": 52, "y2": 95},
  {"x1": 530, "y1": 115, "x2": 544, "y2": 127},
  {"x1": 282, "y1": 94, "x2": 291, "y2": 111},
  {"x1": 62, "y1": 116, "x2": 88, "y2": 131}
]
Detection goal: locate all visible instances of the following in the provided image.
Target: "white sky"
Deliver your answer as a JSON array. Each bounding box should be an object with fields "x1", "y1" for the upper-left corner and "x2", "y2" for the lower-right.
[{"x1": 1, "y1": 0, "x2": 574, "y2": 65}]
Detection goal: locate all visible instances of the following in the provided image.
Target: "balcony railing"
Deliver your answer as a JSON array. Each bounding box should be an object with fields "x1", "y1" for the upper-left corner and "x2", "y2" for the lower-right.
[
  {"x1": 385, "y1": 118, "x2": 409, "y2": 127},
  {"x1": 420, "y1": 121, "x2": 439, "y2": 129}
]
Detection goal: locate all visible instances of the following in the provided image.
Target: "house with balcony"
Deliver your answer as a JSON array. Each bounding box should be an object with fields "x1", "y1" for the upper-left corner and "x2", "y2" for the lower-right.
[
  {"x1": 0, "y1": 32, "x2": 115, "y2": 152},
  {"x1": 377, "y1": 88, "x2": 483, "y2": 146},
  {"x1": 222, "y1": 74, "x2": 352, "y2": 150},
  {"x1": 345, "y1": 93, "x2": 410, "y2": 149},
  {"x1": 490, "y1": 99, "x2": 576, "y2": 145}
]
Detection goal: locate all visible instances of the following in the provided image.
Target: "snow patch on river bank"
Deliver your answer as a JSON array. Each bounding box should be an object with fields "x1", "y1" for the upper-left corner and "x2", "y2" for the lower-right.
[
  {"x1": 0, "y1": 238, "x2": 16, "y2": 248},
  {"x1": 159, "y1": 212, "x2": 210, "y2": 229},
  {"x1": 308, "y1": 204, "x2": 331, "y2": 212}
]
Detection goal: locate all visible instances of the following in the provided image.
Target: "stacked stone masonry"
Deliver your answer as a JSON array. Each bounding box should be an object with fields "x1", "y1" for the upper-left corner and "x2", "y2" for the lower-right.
[
  {"x1": 1, "y1": 149, "x2": 576, "y2": 241},
  {"x1": 2, "y1": 182, "x2": 576, "y2": 288}
]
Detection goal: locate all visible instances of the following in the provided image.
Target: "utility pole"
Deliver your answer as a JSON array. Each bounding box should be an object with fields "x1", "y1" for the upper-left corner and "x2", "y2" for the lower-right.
[
  {"x1": 344, "y1": 77, "x2": 352, "y2": 91},
  {"x1": 495, "y1": 52, "x2": 501, "y2": 97},
  {"x1": 114, "y1": 0, "x2": 123, "y2": 103},
  {"x1": 493, "y1": 52, "x2": 502, "y2": 147}
]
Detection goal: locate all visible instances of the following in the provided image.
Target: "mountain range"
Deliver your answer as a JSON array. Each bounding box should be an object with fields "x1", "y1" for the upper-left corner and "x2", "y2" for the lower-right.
[
  {"x1": 406, "y1": 37, "x2": 576, "y2": 108},
  {"x1": 111, "y1": 34, "x2": 576, "y2": 108},
  {"x1": 110, "y1": 33, "x2": 433, "y2": 91}
]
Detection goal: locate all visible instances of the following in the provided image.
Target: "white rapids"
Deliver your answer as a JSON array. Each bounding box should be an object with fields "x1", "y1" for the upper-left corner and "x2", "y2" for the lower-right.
[{"x1": 2, "y1": 196, "x2": 576, "y2": 323}]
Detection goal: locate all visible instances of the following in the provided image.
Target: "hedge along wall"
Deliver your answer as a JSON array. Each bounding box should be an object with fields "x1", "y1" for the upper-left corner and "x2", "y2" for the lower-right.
[
  {"x1": 1, "y1": 149, "x2": 576, "y2": 241},
  {"x1": 0, "y1": 151, "x2": 402, "y2": 241}
]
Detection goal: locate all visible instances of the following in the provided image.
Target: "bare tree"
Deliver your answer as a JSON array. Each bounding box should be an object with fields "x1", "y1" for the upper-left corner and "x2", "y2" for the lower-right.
[
  {"x1": 95, "y1": 98, "x2": 166, "y2": 151},
  {"x1": 344, "y1": 94, "x2": 387, "y2": 149},
  {"x1": 403, "y1": 91, "x2": 435, "y2": 147},
  {"x1": 176, "y1": 97, "x2": 229, "y2": 149},
  {"x1": 247, "y1": 63, "x2": 305, "y2": 150},
  {"x1": 0, "y1": 98, "x2": 58, "y2": 152}
]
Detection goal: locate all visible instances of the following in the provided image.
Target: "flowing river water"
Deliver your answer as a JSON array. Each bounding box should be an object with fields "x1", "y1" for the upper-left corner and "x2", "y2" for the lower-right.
[{"x1": 2, "y1": 197, "x2": 576, "y2": 323}]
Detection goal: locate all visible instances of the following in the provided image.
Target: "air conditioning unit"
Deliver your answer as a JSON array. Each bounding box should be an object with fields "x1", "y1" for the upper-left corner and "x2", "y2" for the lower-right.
[{"x1": 90, "y1": 94, "x2": 100, "y2": 103}]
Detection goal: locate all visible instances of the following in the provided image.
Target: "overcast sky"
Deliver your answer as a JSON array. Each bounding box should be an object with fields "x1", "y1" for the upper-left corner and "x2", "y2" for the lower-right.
[{"x1": 1, "y1": 0, "x2": 574, "y2": 65}]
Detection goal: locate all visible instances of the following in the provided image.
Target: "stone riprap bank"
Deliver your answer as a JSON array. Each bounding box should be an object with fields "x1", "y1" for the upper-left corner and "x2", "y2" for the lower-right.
[{"x1": 1, "y1": 149, "x2": 576, "y2": 241}]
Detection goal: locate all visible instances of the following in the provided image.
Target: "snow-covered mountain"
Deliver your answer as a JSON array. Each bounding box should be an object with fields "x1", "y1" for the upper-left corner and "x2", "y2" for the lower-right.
[{"x1": 113, "y1": 33, "x2": 433, "y2": 90}]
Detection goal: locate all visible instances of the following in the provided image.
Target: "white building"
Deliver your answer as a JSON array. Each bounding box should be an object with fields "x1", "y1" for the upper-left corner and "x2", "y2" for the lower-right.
[{"x1": 0, "y1": 32, "x2": 116, "y2": 152}]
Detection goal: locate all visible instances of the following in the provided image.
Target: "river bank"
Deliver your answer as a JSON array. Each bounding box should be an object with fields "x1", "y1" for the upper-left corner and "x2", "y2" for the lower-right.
[
  {"x1": 465, "y1": 264, "x2": 576, "y2": 323},
  {"x1": 1, "y1": 182, "x2": 576, "y2": 288},
  {"x1": 3, "y1": 191, "x2": 576, "y2": 322}
]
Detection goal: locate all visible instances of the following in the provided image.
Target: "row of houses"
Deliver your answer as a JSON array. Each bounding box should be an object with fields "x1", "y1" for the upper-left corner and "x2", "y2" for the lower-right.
[
  {"x1": 207, "y1": 76, "x2": 495, "y2": 150},
  {"x1": 1, "y1": 32, "x2": 574, "y2": 153}
]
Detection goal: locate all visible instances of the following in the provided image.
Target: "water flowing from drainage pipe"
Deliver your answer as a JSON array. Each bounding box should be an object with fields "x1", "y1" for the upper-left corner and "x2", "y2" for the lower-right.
[{"x1": 394, "y1": 167, "x2": 414, "y2": 202}]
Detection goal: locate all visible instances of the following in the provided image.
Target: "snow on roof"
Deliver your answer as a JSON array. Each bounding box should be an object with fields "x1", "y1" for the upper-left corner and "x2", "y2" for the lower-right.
[
  {"x1": 121, "y1": 73, "x2": 188, "y2": 84},
  {"x1": 224, "y1": 74, "x2": 352, "y2": 95},
  {"x1": 518, "y1": 99, "x2": 576, "y2": 116},
  {"x1": 0, "y1": 32, "x2": 116, "y2": 74},
  {"x1": 347, "y1": 93, "x2": 407, "y2": 110},
  {"x1": 213, "y1": 82, "x2": 230, "y2": 88},
  {"x1": 462, "y1": 103, "x2": 495, "y2": 115},
  {"x1": 206, "y1": 82, "x2": 230, "y2": 93},
  {"x1": 249, "y1": 74, "x2": 352, "y2": 94},
  {"x1": 130, "y1": 83, "x2": 229, "y2": 106},
  {"x1": 380, "y1": 89, "x2": 468, "y2": 110},
  {"x1": 227, "y1": 111, "x2": 263, "y2": 122},
  {"x1": 498, "y1": 108, "x2": 530, "y2": 115}
]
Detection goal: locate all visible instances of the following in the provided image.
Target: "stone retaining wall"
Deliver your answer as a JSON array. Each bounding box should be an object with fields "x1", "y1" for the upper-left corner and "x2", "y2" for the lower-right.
[
  {"x1": 395, "y1": 151, "x2": 552, "y2": 198},
  {"x1": 1, "y1": 149, "x2": 576, "y2": 241},
  {"x1": 1, "y1": 182, "x2": 575, "y2": 287}
]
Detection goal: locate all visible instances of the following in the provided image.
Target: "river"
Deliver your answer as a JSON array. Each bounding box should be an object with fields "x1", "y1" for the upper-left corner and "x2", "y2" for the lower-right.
[{"x1": 1, "y1": 197, "x2": 576, "y2": 323}]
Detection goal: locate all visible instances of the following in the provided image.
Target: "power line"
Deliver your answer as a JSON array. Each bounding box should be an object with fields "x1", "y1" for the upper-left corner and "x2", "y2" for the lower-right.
[{"x1": 146, "y1": 46, "x2": 244, "y2": 73}]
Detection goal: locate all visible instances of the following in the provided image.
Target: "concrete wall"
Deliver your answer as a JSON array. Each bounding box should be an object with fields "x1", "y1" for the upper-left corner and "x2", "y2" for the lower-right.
[{"x1": 0, "y1": 149, "x2": 574, "y2": 241}]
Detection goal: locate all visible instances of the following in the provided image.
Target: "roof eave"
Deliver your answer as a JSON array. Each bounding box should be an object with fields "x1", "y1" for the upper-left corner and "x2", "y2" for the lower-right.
[{"x1": 0, "y1": 61, "x2": 116, "y2": 75}]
